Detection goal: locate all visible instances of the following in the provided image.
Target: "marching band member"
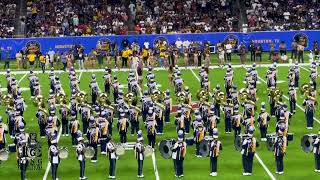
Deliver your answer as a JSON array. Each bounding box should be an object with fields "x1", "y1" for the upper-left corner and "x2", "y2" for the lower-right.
[
  {"x1": 224, "y1": 69, "x2": 233, "y2": 96},
  {"x1": 129, "y1": 104, "x2": 140, "y2": 136},
  {"x1": 230, "y1": 85, "x2": 239, "y2": 105},
  {"x1": 313, "y1": 131, "x2": 320, "y2": 172},
  {"x1": 302, "y1": 95, "x2": 316, "y2": 129},
  {"x1": 70, "y1": 111, "x2": 80, "y2": 146},
  {"x1": 231, "y1": 105, "x2": 242, "y2": 138},
  {"x1": 251, "y1": 63, "x2": 258, "y2": 88},
  {"x1": 49, "y1": 137, "x2": 60, "y2": 180},
  {"x1": 79, "y1": 103, "x2": 92, "y2": 134},
  {"x1": 175, "y1": 107, "x2": 185, "y2": 134},
  {"x1": 49, "y1": 68, "x2": 55, "y2": 92},
  {"x1": 172, "y1": 130, "x2": 187, "y2": 177},
  {"x1": 107, "y1": 139, "x2": 117, "y2": 179},
  {"x1": 164, "y1": 90, "x2": 172, "y2": 124},
  {"x1": 117, "y1": 112, "x2": 129, "y2": 144},
  {"x1": 112, "y1": 75, "x2": 119, "y2": 104},
  {"x1": 194, "y1": 123, "x2": 205, "y2": 158},
  {"x1": 15, "y1": 124, "x2": 29, "y2": 180},
  {"x1": 223, "y1": 99, "x2": 233, "y2": 133},
  {"x1": 268, "y1": 86, "x2": 276, "y2": 117},
  {"x1": 87, "y1": 118, "x2": 99, "y2": 162},
  {"x1": 293, "y1": 62, "x2": 300, "y2": 88},
  {"x1": 209, "y1": 128, "x2": 222, "y2": 176},
  {"x1": 97, "y1": 111, "x2": 109, "y2": 154},
  {"x1": 207, "y1": 108, "x2": 219, "y2": 136},
  {"x1": 273, "y1": 128, "x2": 287, "y2": 175},
  {"x1": 154, "y1": 101, "x2": 164, "y2": 135},
  {"x1": 28, "y1": 70, "x2": 36, "y2": 96},
  {"x1": 257, "y1": 103, "x2": 270, "y2": 141},
  {"x1": 60, "y1": 102, "x2": 70, "y2": 137},
  {"x1": 76, "y1": 137, "x2": 87, "y2": 179},
  {"x1": 89, "y1": 74, "x2": 99, "y2": 105},
  {"x1": 288, "y1": 86, "x2": 297, "y2": 114},
  {"x1": 310, "y1": 68, "x2": 317, "y2": 90},
  {"x1": 0, "y1": 117, "x2": 8, "y2": 150},
  {"x1": 134, "y1": 130, "x2": 145, "y2": 178},
  {"x1": 241, "y1": 126, "x2": 257, "y2": 176},
  {"x1": 70, "y1": 89, "x2": 78, "y2": 118},
  {"x1": 145, "y1": 107, "x2": 157, "y2": 149},
  {"x1": 212, "y1": 84, "x2": 221, "y2": 119},
  {"x1": 103, "y1": 68, "x2": 112, "y2": 95},
  {"x1": 48, "y1": 90, "x2": 56, "y2": 107},
  {"x1": 36, "y1": 107, "x2": 48, "y2": 138}
]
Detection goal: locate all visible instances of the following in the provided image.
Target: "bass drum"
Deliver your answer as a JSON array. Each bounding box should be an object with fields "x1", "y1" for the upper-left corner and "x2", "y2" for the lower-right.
[
  {"x1": 84, "y1": 146, "x2": 95, "y2": 159},
  {"x1": 234, "y1": 135, "x2": 242, "y2": 152},
  {"x1": 0, "y1": 149, "x2": 9, "y2": 161},
  {"x1": 300, "y1": 134, "x2": 317, "y2": 153},
  {"x1": 266, "y1": 136, "x2": 276, "y2": 152},
  {"x1": 115, "y1": 144, "x2": 125, "y2": 156},
  {"x1": 58, "y1": 147, "x2": 69, "y2": 159},
  {"x1": 199, "y1": 140, "x2": 209, "y2": 157},
  {"x1": 159, "y1": 140, "x2": 175, "y2": 159},
  {"x1": 144, "y1": 145, "x2": 153, "y2": 157}
]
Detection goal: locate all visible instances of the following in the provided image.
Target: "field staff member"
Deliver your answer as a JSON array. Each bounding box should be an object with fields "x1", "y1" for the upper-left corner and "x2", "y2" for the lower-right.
[
  {"x1": 313, "y1": 131, "x2": 320, "y2": 172},
  {"x1": 27, "y1": 53, "x2": 36, "y2": 68},
  {"x1": 122, "y1": 47, "x2": 132, "y2": 68},
  {"x1": 273, "y1": 129, "x2": 287, "y2": 175},
  {"x1": 209, "y1": 128, "x2": 222, "y2": 177},
  {"x1": 172, "y1": 130, "x2": 187, "y2": 178}
]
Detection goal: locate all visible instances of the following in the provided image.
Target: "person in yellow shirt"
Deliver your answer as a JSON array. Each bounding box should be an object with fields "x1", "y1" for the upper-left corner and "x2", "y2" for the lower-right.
[
  {"x1": 122, "y1": 47, "x2": 132, "y2": 68},
  {"x1": 39, "y1": 54, "x2": 46, "y2": 73},
  {"x1": 159, "y1": 49, "x2": 166, "y2": 67},
  {"x1": 27, "y1": 53, "x2": 36, "y2": 69},
  {"x1": 142, "y1": 48, "x2": 149, "y2": 65}
]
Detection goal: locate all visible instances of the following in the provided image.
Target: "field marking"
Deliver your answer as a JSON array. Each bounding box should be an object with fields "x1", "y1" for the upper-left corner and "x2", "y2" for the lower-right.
[
  {"x1": 18, "y1": 72, "x2": 28, "y2": 84},
  {"x1": 190, "y1": 68, "x2": 276, "y2": 180},
  {"x1": 43, "y1": 71, "x2": 83, "y2": 180},
  {"x1": 136, "y1": 74, "x2": 160, "y2": 180},
  {"x1": 0, "y1": 63, "x2": 312, "y2": 75},
  {"x1": 257, "y1": 75, "x2": 320, "y2": 124},
  {"x1": 300, "y1": 66, "x2": 310, "y2": 72}
]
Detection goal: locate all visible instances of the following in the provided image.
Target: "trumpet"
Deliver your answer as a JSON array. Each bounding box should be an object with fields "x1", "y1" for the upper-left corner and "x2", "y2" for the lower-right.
[
  {"x1": 176, "y1": 91, "x2": 188, "y2": 104},
  {"x1": 34, "y1": 94, "x2": 44, "y2": 107},
  {"x1": 55, "y1": 92, "x2": 67, "y2": 104},
  {"x1": 214, "y1": 91, "x2": 226, "y2": 105},
  {"x1": 269, "y1": 88, "x2": 283, "y2": 103},
  {"x1": 300, "y1": 83, "x2": 311, "y2": 96},
  {"x1": 98, "y1": 93, "x2": 111, "y2": 106}
]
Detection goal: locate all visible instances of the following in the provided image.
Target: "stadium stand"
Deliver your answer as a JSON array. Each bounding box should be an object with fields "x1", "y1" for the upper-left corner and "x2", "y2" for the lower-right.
[
  {"x1": 245, "y1": 0, "x2": 320, "y2": 31},
  {"x1": 25, "y1": 0, "x2": 129, "y2": 37},
  {"x1": 133, "y1": 0, "x2": 240, "y2": 34},
  {"x1": 0, "y1": 0, "x2": 17, "y2": 38}
]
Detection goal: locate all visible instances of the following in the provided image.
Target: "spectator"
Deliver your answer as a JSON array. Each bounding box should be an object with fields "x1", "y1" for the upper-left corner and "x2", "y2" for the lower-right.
[
  {"x1": 255, "y1": 44, "x2": 263, "y2": 62},
  {"x1": 269, "y1": 42, "x2": 275, "y2": 61},
  {"x1": 225, "y1": 42, "x2": 233, "y2": 62},
  {"x1": 47, "y1": 48, "x2": 55, "y2": 68},
  {"x1": 16, "y1": 51, "x2": 23, "y2": 69},
  {"x1": 291, "y1": 40, "x2": 298, "y2": 60},
  {"x1": 61, "y1": 52, "x2": 67, "y2": 71},
  {"x1": 297, "y1": 43, "x2": 305, "y2": 63},
  {"x1": 239, "y1": 44, "x2": 247, "y2": 64},
  {"x1": 279, "y1": 41, "x2": 287, "y2": 56},
  {"x1": 78, "y1": 51, "x2": 85, "y2": 70}
]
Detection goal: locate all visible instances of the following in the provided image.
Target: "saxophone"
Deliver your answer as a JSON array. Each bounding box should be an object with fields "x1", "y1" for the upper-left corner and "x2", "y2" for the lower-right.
[{"x1": 93, "y1": 128, "x2": 99, "y2": 143}]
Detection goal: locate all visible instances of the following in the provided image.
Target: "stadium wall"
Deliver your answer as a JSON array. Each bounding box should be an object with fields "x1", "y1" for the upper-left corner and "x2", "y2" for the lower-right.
[{"x1": 0, "y1": 31, "x2": 318, "y2": 58}]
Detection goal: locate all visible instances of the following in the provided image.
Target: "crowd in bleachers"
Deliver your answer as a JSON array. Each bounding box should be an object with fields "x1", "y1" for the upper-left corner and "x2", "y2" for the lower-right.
[
  {"x1": 1, "y1": 0, "x2": 320, "y2": 38},
  {"x1": 26, "y1": 0, "x2": 129, "y2": 37},
  {"x1": 132, "y1": 0, "x2": 239, "y2": 34},
  {"x1": 0, "y1": 0, "x2": 17, "y2": 38},
  {"x1": 245, "y1": 0, "x2": 320, "y2": 31}
]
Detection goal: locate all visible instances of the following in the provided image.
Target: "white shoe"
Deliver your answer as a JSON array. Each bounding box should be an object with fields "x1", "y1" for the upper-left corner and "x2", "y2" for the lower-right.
[
  {"x1": 101, "y1": 152, "x2": 106, "y2": 155},
  {"x1": 242, "y1": 173, "x2": 247, "y2": 176},
  {"x1": 108, "y1": 175, "x2": 113, "y2": 179},
  {"x1": 278, "y1": 171, "x2": 283, "y2": 175},
  {"x1": 247, "y1": 173, "x2": 252, "y2": 176},
  {"x1": 179, "y1": 175, "x2": 184, "y2": 177},
  {"x1": 210, "y1": 172, "x2": 217, "y2": 176},
  {"x1": 275, "y1": 172, "x2": 279, "y2": 174},
  {"x1": 314, "y1": 169, "x2": 318, "y2": 172},
  {"x1": 82, "y1": 177, "x2": 87, "y2": 180},
  {"x1": 131, "y1": 134, "x2": 135, "y2": 136},
  {"x1": 91, "y1": 160, "x2": 97, "y2": 163},
  {"x1": 66, "y1": 134, "x2": 69, "y2": 136}
]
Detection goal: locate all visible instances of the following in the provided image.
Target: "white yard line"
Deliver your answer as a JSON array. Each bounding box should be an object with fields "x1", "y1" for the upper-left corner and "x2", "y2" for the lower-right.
[
  {"x1": 257, "y1": 76, "x2": 320, "y2": 124},
  {"x1": 0, "y1": 63, "x2": 312, "y2": 75},
  {"x1": 137, "y1": 77, "x2": 160, "y2": 180},
  {"x1": 190, "y1": 68, "x2": 276, "y2": 180},
  {"x1": 18, "y1": 72, "x2": 28, "y2": 84},
  {"x1": 43, "y1": 71, "x2": 84, "y2": 180}
]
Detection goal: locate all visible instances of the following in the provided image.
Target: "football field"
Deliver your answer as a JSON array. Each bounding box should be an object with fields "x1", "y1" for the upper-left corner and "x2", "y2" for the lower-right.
[{"x1": 0, "y1": 63, "x2": 320, "y2": 180}]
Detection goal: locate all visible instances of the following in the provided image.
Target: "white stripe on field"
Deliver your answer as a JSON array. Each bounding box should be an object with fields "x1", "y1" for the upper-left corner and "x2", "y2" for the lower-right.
[
  {"x1": 257, "y1": 76, "x2": 320, "y2": 124},
  {"x1": 18, "y1": 72, "x2": 28, "y2": 84},
  {"x1": 190, "y1": 68, "x2": 276, "y2": 180},
  {"x1": 0, "y1": 63, "x2": 312, "y2": 75},
  {"x1": 136, "y1": 74, "x2": 160, "y2": 180},
  {"x1": 43, "y1": 70, "x2": 84, "y2": 180}
]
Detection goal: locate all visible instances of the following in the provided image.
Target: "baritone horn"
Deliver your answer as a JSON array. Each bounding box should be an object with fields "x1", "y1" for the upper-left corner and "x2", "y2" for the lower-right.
[
  {"x1": 301, "y1": 134, "x2": 318, "y2": 153},
  {"x1": 159, "y1": 139, "x2": 176, "y2": 159},
  {"x1": 196, "y1": 89, "x2": 209, "y2": 102}
]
